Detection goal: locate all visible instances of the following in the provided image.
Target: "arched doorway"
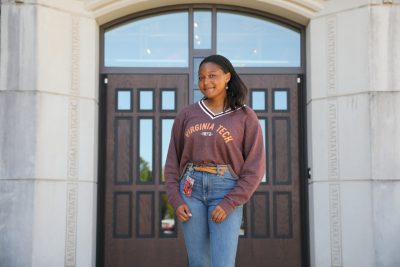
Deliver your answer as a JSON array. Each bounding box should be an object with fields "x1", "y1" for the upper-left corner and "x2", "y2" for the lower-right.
[{"x1": 98, "y1": 5, "x2": 307, "y2": 267}]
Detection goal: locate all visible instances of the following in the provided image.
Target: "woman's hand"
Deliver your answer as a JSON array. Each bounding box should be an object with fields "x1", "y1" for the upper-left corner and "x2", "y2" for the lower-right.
[
  {"x1": 211, "y1": 205, "x2": 227, "y2": 223},
  {"x1": 176, "y1": 204, "x2": 192, "y2": 222}
]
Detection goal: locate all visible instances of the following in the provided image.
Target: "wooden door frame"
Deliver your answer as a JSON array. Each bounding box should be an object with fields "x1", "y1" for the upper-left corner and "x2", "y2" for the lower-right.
[
  {"x1": 298, "y1": 74, "x2": 310, "y2": 267},
  {"x1": 96, "y1": 73, "x2": 310, "y2": 267},
  {"x1": 97, "y1": 73, "x2": 108, "y2": 267},
  {"x1": 96, "y1": 5, "x2": 310, "y2": 267}
]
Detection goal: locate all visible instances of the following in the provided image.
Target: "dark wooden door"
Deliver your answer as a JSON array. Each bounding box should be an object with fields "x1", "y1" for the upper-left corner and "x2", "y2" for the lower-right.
[
  {"x1": 103, "y1": 74, "x2": 189, "y2": 267},
  {"x1": 102, "y1": 74, "x2": 303, "y2": 267},
  {"x1": 237, "y1": 74, "x2": 302, "y2": 267}
]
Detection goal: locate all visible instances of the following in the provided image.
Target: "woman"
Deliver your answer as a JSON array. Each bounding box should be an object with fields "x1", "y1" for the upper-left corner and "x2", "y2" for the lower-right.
[{"x1": 164, "y1": 55, "x2": 265, "y2": 267}]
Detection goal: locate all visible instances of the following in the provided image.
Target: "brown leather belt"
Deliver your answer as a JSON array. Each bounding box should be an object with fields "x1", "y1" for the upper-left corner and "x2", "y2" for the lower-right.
[{"x1": 192, "y1": 165, "x2": 228, "y2": 175}]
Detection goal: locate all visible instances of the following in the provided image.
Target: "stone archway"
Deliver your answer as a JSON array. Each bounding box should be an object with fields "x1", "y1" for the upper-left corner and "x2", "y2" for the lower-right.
[{"x1": 84, "y1": 0, "x2": 323, "y2": 26}]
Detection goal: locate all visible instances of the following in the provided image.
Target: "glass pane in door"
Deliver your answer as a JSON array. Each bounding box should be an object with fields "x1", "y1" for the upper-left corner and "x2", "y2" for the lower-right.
[
  {"x1": 139, "y1": 118, "x2": 154, "y2": 183},
  {"x1": 161, "y1": 119, "x2": 174, "y2": 182}
]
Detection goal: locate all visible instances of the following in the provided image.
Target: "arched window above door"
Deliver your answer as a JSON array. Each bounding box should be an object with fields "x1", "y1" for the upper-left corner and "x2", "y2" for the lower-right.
[{"x1": 103, "y1": 8, "x2": 301, "y2": 68}]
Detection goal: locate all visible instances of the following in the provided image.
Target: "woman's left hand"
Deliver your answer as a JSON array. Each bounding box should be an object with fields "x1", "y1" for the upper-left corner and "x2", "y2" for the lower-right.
[{"x1": 211, "y1": 205, "x2": 227, "y2": 223}]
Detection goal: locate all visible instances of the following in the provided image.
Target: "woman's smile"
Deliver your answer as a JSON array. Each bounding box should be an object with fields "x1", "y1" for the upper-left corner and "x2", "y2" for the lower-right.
[{"x1": 198, "y1": 62, "x2": 231, "y2": 102}]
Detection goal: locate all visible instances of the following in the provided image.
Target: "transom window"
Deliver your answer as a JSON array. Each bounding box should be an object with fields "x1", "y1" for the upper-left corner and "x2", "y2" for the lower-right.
[
  {"x1": 103, "y1": 9, "x2": 301, "y2": 68},
  {"x1": 104, "y1": 12, "x2": 189, "y2": 67},
  {"x1": 217, "y1": 12, "x2": 300, "y2": 67}
]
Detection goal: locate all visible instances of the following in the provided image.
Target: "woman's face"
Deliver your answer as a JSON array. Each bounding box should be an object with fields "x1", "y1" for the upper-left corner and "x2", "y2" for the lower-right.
[{"x1": 198, "y1": 62, "x2": 231, "y2": 102}]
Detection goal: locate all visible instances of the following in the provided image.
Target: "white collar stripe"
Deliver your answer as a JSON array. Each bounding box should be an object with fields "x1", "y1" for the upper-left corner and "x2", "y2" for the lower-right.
[{"x1": 198, "y1": 100, "x2": 240, "y2": 120}]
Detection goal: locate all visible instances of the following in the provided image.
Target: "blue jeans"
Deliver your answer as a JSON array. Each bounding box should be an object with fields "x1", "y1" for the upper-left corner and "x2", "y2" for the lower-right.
[{"x1": 179, "y1": 164, "x2": 243, "y2": 267}]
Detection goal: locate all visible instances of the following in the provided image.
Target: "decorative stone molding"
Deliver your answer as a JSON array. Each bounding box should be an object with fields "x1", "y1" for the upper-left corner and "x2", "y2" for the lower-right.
[
  {"x1": 326, "y1": 14, "x2": 343, "y2": 267},
  {"x1": 326, "y1": 15, "x2": 337, "y2": 96},
  {"x1": 327, "y1": 102, "x2": 343, "y2": 266},
  {"x1": 84, "y1": 0, "x2": 325, "y2": 25},
  {"x1": 328, "y1": 100, "x2": 339, "y2": 179},
  {"x1": 65, "y1": 182, "x2": 79, "y2": 267},
  {"x1": 329, "y1": 183, "x2": 343, "y2": 267},
  {"x1": 65, "y1": 16, "x2": 80, "y2": 267}
]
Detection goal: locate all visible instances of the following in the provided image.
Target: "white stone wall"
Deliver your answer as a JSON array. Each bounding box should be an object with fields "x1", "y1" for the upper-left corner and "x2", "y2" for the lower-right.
[
  {"x1": 0, "y1": 1, "x2": 99, "y2": 266},
  {"x1": 369, "y1": 4, "x2": 400, "y2": 266},
  {"x1": 307, "y1": 1, "x2": 400, "y2": 267},
  {"x1": 1, "y1": 2, "x2": 37, "y2": 266}
]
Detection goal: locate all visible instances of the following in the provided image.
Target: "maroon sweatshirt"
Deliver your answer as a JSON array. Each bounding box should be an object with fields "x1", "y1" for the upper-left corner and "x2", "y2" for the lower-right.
[{"x1": 164, "y1": 100, "x2": 266, "y2": 214}]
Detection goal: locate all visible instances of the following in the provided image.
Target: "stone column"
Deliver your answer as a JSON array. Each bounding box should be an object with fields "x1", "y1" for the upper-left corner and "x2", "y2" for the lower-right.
[
  {"x1": 307, "y1": 1, "x2": 400, "y2": 267},
  {"x1": 369, "y1": 2, "x2": 400, "y2": 266},
  {"x1": 0, "y1": 1, "x2": 99, "y2": 266}
]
